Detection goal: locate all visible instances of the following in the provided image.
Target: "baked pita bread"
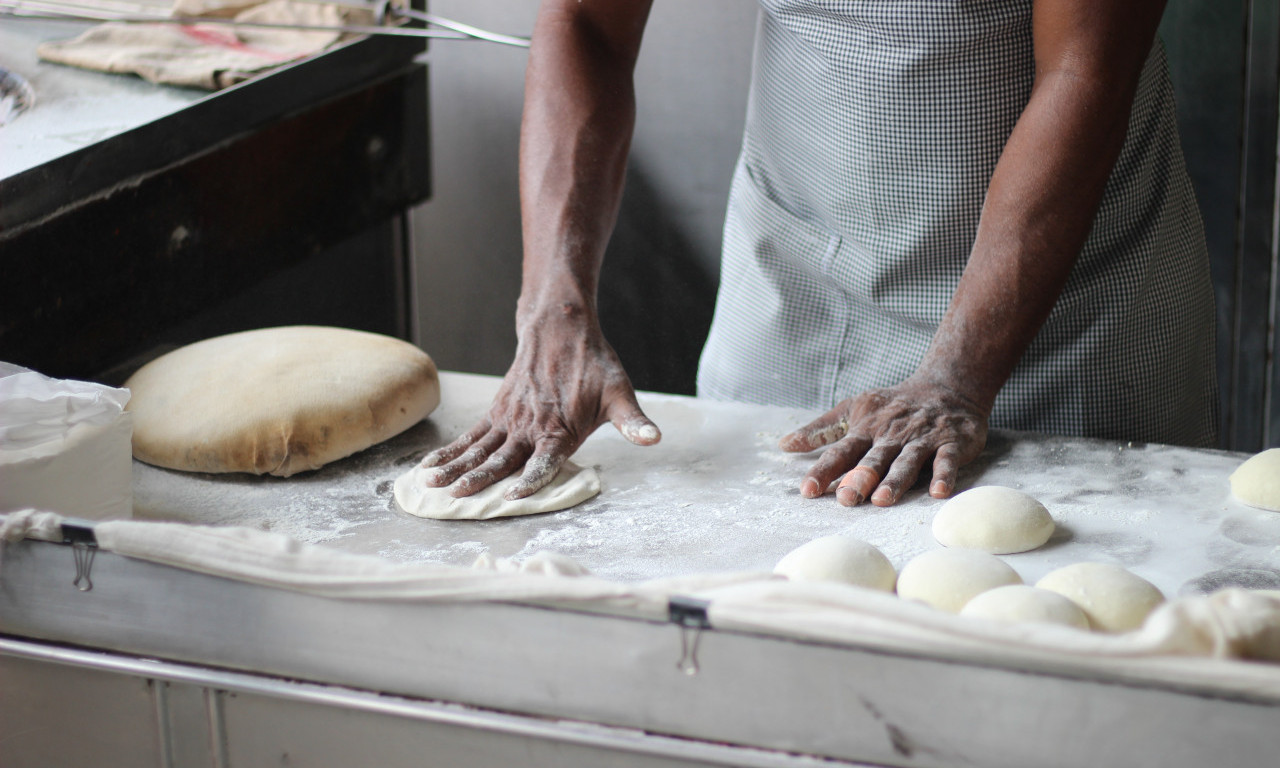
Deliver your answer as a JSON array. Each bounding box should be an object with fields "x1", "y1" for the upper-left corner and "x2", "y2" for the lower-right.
[{"x1": 125, "y1": 326, "x2": 439, "y2": 476}]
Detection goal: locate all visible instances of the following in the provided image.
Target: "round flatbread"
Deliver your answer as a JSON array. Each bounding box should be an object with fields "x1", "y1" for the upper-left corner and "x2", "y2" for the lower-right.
[
  {"x1": 125, "y1": 326, "x2": 439, "y2": 477},
  {"x1": 394, "y1": 461, "x2": 601, "y2": 520}
]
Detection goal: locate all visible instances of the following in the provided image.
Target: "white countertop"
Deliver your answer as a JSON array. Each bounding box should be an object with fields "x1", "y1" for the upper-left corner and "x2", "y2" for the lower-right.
[{"x1": 133, "y1": 372, "x2": 1277, "y2": 596}]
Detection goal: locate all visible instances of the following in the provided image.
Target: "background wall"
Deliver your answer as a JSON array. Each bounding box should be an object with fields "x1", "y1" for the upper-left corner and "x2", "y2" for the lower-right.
[{"x1": 411, "y1": 1, "x2": 757, "y2": 394}]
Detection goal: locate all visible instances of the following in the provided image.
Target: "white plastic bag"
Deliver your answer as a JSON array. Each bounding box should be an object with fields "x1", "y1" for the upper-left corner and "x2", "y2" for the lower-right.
[{"x1": 0, "y1": 363, "x2": 134, "y2": 520}]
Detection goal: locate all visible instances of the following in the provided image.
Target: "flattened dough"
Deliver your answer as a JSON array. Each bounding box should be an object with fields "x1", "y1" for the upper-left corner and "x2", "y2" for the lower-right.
[
  {"x1": 394, "y1": 461, "x2": 601, "y2": 520},
  {"x1": 932, "y1": 485, "x2": 1054, "y2": 554},
  {"x1": 1230, "y1": 448, "x2": 1280, "y2": 512},
  {"x1": 774, "y1": 534, "x2": 897, "y2": 592},
  {"x1": 126, "y1": 326, "x2": 439, "y2": 477}
]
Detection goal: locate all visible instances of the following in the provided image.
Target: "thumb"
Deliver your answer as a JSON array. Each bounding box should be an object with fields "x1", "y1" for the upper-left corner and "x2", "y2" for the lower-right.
[{"x1": 607, "y1": 395, "x2": 661, "y2": 446}]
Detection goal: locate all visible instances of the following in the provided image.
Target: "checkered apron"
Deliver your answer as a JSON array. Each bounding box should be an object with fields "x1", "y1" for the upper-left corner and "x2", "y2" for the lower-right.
[{"x1": 696, "y1": 0, "x2": 1218, "y2": 447}]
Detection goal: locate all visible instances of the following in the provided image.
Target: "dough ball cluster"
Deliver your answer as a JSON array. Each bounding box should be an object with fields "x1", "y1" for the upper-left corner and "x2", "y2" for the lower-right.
[
  {"x1": 775, "y1": 479, "x2": 1164, "y2": 633},
  {"x1": 932, "y1": 485, "x2": 1055, "y2": 554}
]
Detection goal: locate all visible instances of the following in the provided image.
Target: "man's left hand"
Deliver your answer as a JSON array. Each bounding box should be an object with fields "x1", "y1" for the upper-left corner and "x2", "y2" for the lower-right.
[{"x1": 779, "y1": 379, "x2": 989, "y2": 506}]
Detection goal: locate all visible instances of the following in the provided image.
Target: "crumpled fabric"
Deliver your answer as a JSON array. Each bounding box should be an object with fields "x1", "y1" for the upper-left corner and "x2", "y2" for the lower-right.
[
  {"x1": 0, "y1": 508, "x2": 64, "y2": 544},
  {"x1": 0, "y1": 508, "x2": 65, "y2": 569},
  {"x1": 5, "y1": 509, "x2": 1280, "y2": 690},
  {"x1": 37, "y1": 0, "x2": 375, "y2": 90}
]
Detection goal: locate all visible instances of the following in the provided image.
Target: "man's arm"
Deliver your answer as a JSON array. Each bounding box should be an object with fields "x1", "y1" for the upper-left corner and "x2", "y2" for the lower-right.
[
  {"x1": 782, "y1": 0, "x2": 1169, "y2": 505},
  {"x1": 423, "y1": 0, "x2": 659, "y2": 499}
]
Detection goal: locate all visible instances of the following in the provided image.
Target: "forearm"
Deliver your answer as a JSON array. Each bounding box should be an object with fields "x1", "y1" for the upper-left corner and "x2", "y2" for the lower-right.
[
  {"x1": 916, "y1": 3, "x2": 1164, "y2": 411},
  {"x1": 422, "y1": 2, "x2": 660, "y2": 496},
  {"x1": 516, "y1": 2, "x2": 652, "y2": 329}
]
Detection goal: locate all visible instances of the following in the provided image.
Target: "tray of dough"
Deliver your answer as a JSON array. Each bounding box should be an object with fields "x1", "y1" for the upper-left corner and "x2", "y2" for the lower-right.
[{"x1": 3, "y1": 372, "x2": 1280, "y2": 768}]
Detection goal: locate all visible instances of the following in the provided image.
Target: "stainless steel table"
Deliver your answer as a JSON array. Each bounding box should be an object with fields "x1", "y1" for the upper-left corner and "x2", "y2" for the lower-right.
[
  {"x1": 134, "y1": 372, "x2": 1280, "y2": 596},
  {"x1": 4, "y1": 372, "x2": 1279, "y2": 768}
]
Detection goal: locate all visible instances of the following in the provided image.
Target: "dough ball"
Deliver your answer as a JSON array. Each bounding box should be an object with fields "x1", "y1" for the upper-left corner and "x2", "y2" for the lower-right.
[
  {"x1": 394, "y1": 461, "x2": 600, "y2": 520},
  {"x1": 1230, "y1": 448, "x2": 1280, "y2": 512},
  {"x1": 774, "y1": 534, "x2": 896, "y2": 592},
  {"x1": 1036, "y1": 562, "x2": 1165, "y2": 633},
  {"x1": 960, "y1": 585, "x2": 1090, "y2": 630},
  {"x1": 126, "y1": 326, "x2": 439, "y2": 477},
  {"x1": 896, "y1": 549, "x2": 1022, "y2": 613},
  {"x1": 932, "y1": 485, "x2": 1054, "y2": 554}
]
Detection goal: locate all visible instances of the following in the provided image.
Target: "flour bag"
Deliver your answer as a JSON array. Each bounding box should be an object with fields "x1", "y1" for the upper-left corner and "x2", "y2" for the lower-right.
[{"x1": 0, "y1": 363, "x2": 133, "y2": 520}]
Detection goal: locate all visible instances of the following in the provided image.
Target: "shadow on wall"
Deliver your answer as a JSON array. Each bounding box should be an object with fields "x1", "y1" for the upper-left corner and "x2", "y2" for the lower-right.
[{"x1": 599, "y1": 162, "x2": 719, "y2": 397}]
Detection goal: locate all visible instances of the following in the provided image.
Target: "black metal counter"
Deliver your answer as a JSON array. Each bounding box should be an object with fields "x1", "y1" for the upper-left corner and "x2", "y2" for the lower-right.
[{"x1": 0, "y1": 14, "x2": 430, "y2": 378}]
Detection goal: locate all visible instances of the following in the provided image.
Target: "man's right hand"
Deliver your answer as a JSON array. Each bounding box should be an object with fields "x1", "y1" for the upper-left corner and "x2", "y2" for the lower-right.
[{"x1": 420, "y1": 306, "x2": 660, "y2": 501}]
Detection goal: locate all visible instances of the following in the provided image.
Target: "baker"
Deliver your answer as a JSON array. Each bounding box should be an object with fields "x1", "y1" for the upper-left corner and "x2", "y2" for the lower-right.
[{"x1": 421, "y1": 0, "x2": 1217, "y2": 508}]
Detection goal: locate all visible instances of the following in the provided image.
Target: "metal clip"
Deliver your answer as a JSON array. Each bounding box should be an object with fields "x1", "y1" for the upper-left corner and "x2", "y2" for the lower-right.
[
  {"x1": 61, "y1": 520, "x2": 99, "y2": 592},
  {"x1": 668, "y1": 596, "x2": 711, "y2": 677}
]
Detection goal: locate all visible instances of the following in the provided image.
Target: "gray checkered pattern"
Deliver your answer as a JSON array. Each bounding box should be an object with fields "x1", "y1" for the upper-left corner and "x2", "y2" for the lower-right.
[{"x1": 696, "y1": 0, "x2": 1218, "y2": 447}]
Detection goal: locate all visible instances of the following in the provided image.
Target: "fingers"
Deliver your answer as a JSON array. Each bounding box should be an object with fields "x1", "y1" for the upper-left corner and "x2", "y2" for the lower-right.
[
  {"x1": 780, "y1": 408, "x2": 849, "y2": 453},
  {"x1": 870, "y1": 442, "x2": 932, "y2": 506},
  {"x1": 833, "y1": 437, "x2": 902, "y2": 505},
  {"x1": 450, "y1": 440, "x2": 534, "y2": 498},
  {"x1": 831, "y1": 442, "x2": 934, "y2": 507},
  {"x1": 504, "y1": 437, "x2": 572, "y2": 500},
  {"x1": 607, "y1": 396, "x2": 661, "y2": 446},
  {"x1": 835, "y1": 466, "x2": 880, "y2": 506},
  {"x1": 798, "y1": 435, "x2": 872, "y2": 499},
  {"x1": 425, "y1": 429, "x2": 506, "y2": 488},
  {"x1": 929, "y1": 442, "x2": 962, "y2": 498},
  {"x1": 421, "y1": 421, "x2": 491, "y2": 468}
]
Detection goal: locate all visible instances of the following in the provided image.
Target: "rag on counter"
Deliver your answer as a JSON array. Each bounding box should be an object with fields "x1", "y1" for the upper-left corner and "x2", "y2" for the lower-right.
[{"x1": 36, "y1": 0, "x2": 372, "y2": 89}]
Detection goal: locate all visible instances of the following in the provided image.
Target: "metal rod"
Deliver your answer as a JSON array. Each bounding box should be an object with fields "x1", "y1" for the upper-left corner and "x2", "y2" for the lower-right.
[
  {"x1": 392, "y1": 6, "x2": 528, "y2": 48},
  {"x1": 0, "y1": 636, "x2": 829, "y2": 768},
  {"x1": 0, "y1": 6, "x2": 472, "y2": 39}
]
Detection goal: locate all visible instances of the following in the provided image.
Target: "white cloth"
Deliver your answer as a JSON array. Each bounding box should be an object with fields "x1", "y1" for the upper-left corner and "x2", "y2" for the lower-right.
[
  {"x1": 5, "y1": 509, "x2": 1280, "y2": 696},
  {"x1": 36, "y1": 0, "x2": 371, "y2": 90}
]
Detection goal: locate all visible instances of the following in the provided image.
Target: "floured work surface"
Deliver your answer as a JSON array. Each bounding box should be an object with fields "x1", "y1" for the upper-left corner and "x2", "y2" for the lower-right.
[{"x1": 134, "y1": 372, "x2": 1277, "y2": 597}]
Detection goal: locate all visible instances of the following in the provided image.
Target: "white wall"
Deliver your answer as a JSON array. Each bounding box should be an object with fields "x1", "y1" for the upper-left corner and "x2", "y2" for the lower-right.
[{"x1": 411, "y1": 1, "x2": 757, "y2": 389}]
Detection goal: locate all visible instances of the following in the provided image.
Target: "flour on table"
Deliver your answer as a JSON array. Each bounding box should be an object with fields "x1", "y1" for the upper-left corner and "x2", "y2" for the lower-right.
[{"x1": 394, "y1": 461, "x2": 601, "y2": 521}]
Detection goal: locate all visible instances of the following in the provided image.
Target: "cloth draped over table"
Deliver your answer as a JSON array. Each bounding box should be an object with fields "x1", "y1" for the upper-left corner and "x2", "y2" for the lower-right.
[{"x1": 4, "y1": 508, "x2": 1280, "y2": 695}]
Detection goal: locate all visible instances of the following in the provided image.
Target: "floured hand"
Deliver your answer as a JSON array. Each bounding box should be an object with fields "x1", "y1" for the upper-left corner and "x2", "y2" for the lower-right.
[
  {"x1": 420, "y1": 308, "x2": 659, "y2": 500},
  {"x1": 780, "y1": 378, "x2": 988, "y2": 507}
]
